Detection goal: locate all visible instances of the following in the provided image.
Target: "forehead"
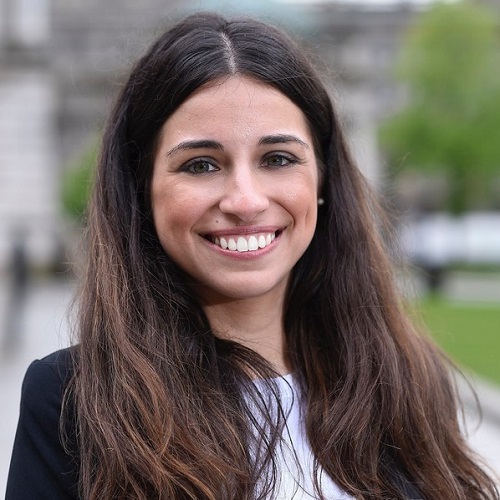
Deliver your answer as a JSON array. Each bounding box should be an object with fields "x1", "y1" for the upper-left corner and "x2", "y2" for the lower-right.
[{"x1": 159, "y1": 75, "x2": 313, "y2": 144}]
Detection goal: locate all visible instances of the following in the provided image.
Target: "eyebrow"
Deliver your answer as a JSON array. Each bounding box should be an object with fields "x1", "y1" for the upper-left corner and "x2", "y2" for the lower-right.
[
  {"x1": 258, "y1": 134, "x2": 310, "y2": 149},
  {"x1": 165, "y1": 139, "x2": 224, "y2": 158}
]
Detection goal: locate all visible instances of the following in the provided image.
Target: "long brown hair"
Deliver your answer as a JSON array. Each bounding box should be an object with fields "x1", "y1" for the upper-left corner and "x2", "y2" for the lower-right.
[{"x1": 67, "y1": 12, "x2": 499, "y2": 499}]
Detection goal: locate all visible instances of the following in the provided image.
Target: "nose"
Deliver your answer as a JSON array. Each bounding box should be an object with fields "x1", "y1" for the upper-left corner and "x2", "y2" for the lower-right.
[{"x1": 218, "y1": 167, "x2": 270, "y2": 222}]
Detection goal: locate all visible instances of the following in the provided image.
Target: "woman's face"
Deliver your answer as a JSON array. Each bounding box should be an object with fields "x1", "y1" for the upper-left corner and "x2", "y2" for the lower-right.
[{"x1": 151, "y1": 76, "x2": 320, "y2": 304}]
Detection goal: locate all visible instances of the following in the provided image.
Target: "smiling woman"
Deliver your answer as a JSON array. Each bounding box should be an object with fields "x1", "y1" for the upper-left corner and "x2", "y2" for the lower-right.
[
  {"x1": 6, "y1": 11, "x2": 500, "y2": 500},
  {"x1": 151, "y1": 76, "x2": 319, "y2": 320}
]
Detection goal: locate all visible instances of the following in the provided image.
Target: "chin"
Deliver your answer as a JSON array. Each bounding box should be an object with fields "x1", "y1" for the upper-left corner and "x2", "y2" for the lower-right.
[{"x1": 198, "y1": 278, "x2": 288, "y2": 303}]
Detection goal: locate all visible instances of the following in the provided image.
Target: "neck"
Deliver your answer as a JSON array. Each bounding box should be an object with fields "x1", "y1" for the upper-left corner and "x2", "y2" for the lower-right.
[{"x1": 201, "y1": 289, "x2": 289, "y2": 375}]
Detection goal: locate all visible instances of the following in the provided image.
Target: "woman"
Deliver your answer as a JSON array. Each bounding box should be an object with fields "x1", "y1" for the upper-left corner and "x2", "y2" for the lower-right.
[{"x1": 6, "y1": 12, "x2": 499, "y2": 500}]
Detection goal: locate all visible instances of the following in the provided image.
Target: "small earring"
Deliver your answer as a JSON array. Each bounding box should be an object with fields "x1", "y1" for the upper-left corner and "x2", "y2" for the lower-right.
[{"x1": 317, "y1": 198, "x2": 325, "y2": 206}]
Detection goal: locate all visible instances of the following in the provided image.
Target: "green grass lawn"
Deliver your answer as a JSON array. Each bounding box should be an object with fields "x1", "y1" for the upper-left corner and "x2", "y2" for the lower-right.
[{"x1": 411, "y1": 298, "x2": 500, "y2": 385}]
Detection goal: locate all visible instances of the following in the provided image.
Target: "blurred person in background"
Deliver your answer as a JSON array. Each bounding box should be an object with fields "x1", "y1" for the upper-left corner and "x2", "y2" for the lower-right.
[
  {"x1": 2, "y1": 227, "x2": 29, "y2": 354},
  {"x1": 6, "y1": 12, "x2": 499, "y2": 500}
]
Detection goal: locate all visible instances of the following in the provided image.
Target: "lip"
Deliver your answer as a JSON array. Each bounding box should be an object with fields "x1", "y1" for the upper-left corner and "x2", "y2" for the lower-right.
[{"x1": 200, "y1": 227, "x2": 284, "y2": 258}]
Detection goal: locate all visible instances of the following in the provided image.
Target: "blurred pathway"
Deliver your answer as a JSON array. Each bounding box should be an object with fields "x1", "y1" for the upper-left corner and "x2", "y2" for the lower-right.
[{"x1": 1, "y1": 274, "x2": 499, "y2": 497}]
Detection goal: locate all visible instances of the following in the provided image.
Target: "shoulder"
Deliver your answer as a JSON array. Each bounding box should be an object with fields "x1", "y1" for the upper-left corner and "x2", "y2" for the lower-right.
[
  {"x1": 21, "y1": 347, "x2": 76, "y2": 415},
  {"x1": 24, "y1": 346, "x2": 75, "y2": 385},
  {"x1": 6, "y1": 347, "x2": 79, "y2": 499}
]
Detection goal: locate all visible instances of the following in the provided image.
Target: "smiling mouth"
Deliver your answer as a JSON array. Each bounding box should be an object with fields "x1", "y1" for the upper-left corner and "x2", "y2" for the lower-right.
[{"x1": 205, "y1": 231, "x2": 280, "y2": 253}]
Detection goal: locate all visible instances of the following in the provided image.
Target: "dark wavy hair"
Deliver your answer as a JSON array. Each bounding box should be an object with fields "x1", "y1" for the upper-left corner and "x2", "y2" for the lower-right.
[{"x1": 67, "y1": 11, "x2": 499, "y2": 499}]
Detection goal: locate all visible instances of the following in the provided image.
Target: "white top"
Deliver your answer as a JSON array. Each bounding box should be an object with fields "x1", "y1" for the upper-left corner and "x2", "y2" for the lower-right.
[{"x1": 251, "y1": 374, "x2": 353, "y2": 500}]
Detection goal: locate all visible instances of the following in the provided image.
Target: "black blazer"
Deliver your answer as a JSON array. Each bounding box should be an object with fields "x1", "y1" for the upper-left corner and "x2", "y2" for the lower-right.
[{"x1": 6, "y1": 349, "x2": 423, "y2": 499}]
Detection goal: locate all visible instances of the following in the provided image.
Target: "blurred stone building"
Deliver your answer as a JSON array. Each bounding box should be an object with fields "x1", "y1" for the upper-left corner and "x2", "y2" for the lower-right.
[
  {"x1": 0, "y1": 0, "x2": 418, "y2": 271},
  {"x1": 0, "y1": 0, "x2": 55, "y2": 269}
]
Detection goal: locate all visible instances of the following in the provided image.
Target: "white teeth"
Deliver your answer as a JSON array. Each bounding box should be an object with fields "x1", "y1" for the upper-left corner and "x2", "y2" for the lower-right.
[
  {"x1": 248, "y1": 235, "x2": 258, "y2": 251},
  {"x1": 211, "y1": 232, "x2": 278, "y2": 252},
  {"x1": 236, "y1": 237, "x2": 248, "y2": 252}
]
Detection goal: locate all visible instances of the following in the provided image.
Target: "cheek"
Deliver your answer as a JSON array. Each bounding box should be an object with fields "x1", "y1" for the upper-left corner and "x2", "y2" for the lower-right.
[
  {"x1": 277, "y1": 174, "x2": 318, "y2": 215},
  {"x1": 151, "y1": 186, "x2": 180, "y2": 239},
  {"x1": 151, "y1": 185, "x2": 211, "y2": 242},
  {"x1": 294, "y1": 181, "x2": 319, "y2": 236}
]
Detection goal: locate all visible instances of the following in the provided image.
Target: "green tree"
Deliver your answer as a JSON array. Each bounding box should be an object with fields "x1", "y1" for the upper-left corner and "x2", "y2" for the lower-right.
[
  {"x1": 380, "y1": 1, "x2": 500, "y2": 213},
  {"x1": 61, "y1": 143, "x2": 97, "y2": 221}
]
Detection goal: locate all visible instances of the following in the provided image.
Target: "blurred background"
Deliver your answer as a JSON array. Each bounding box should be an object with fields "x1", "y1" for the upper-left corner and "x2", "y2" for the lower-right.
[{"x1": 1, "y1": 0, "x2": 499, "y2": 495}]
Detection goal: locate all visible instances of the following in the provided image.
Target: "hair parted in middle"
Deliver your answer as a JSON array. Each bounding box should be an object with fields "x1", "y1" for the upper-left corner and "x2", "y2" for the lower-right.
[{"x1": 70, "y1": 11, "x2": 497, "y2": 500}]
